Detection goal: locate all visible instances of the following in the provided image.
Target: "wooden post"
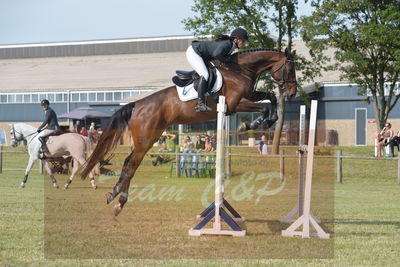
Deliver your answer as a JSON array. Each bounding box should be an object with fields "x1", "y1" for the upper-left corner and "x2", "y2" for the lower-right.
[
  {"x1": 175, "y1": 152, "x2": 180, "y2": 177},
  {"x1": 282, "y1": 100, "x2": 330, "y2": 239},
  {"x1": 337, "y1": 150, "x2": 343, "y2": 183},
  {"x1": 280, "y1": 105, "x2": 306, "y2": 222},
  {"x1": 398, "y1": 154, "x2": 400, "y2": 184},
  {"x1": 280, "y1": 149, "x2": 285, "y2": 181},
  {"x1": 0, "y1": 145, "x2": 3, "y2": 174},
  {"x1": 40, "y1": 160, "x2": 44, "y2": 174},
  {"x1": 189, "y1": 96, "x2": 245, "y2": 237}
]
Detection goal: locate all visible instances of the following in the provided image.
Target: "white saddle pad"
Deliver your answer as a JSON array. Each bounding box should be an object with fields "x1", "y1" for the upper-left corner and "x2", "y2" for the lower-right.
[{"x1": 175, "y1": 68, "x2": 223, "y2": 102}]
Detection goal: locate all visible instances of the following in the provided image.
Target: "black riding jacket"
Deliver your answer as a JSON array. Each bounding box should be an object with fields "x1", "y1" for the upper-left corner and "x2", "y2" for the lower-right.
[
  {"x1": 38, "y1": 107, "x2": 60, "y2": 131},
  {"x1": 191, "y1": 39, "x2": 235, "y2": 63}
]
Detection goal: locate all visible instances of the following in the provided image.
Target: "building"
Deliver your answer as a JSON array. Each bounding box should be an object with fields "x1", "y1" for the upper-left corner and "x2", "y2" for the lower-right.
[{"x1": 1, "y1": 35, "x2": 396, "y2": 146}]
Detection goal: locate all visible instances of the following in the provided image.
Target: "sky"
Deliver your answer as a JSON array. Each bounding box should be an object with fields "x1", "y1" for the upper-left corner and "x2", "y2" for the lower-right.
[{"x1": 0, "y1": 0, "x2": 313, "y2": 45}]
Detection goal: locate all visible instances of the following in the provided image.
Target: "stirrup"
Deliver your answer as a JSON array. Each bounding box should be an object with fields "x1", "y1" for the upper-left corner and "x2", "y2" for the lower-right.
[{"x1": 195, "y1": 102, "x2": 212, "y2": 112}]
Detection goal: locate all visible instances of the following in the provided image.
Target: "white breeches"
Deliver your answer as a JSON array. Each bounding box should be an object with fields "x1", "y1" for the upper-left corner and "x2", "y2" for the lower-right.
[
  {"x1": 186, "y1": 45, "x2": 209, "y2": 81},
  {"x1": 38, "y1": 129, "x2": 56, "y2": 138}
]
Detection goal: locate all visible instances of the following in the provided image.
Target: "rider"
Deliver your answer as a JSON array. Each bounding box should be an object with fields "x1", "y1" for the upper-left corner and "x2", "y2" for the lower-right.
[
  {"x1": 37, "y1": 99, "x2": 60, "y2": 153},
  {"x1": 186, "y1": 27, "x2": 249, "y2": 112}
]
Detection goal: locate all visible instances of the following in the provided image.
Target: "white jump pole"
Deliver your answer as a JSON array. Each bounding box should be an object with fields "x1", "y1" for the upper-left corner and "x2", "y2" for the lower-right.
[
  {"x1": 189, "y1": 95, "x2": 245, "y2": 237},
  {"x1": 280, "y1": 105, "x2": 320, "y2": 223},
  {"x1": 282, "y1": 100, "x2": 330, "y2": 239}
]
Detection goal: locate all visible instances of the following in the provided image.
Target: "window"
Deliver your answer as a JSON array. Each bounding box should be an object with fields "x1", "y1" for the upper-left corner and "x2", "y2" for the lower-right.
[
  {"x1": 32, "y1": 94, "x2": 39, "y2": 103},
  {"x1": 39, "y1": 94, "x2": 46, "y2": 101},
  {"x1": 80, "y1": 93, "x2": 87, "y2": 102},
  {"x1": 56, "y1": 94, "x2": 63, "y2": 102},
  {"x1": 47, "y1": 93, "x2": 54, "y2": 102},
  {"x1": 24, "y1": 94, "x2": 31, "y2": 103},
  {"x1": 114, "y1": 92, "x2": 122, "y2": 101},
  {"x1": 8, "y1": 95, "x2": 15, "y2": 103},
  {"x1": 0, "y1": 95, "x2": 7, "y2": 103},
  {"x1": 63, "y1": 93, "x2": 69, "y2": 102},
  {"x1": 105, "y1": 92, "x2": 113, "y2": 101},
  {"x1": 123, "y1": 91, "x2": 130, "y2": 99},
  {"x1": 71, "y1": 93, "x2": 79, "y2": 102},
  {"x1": 16, "y1": 95, "x2": 23, "y2": 103},
  {"x1": 97, "y1": 92, "x2": 104, "y2": 101},
  {"x1": 89, "y1": 92, "x2": 96, "y2": 101}
]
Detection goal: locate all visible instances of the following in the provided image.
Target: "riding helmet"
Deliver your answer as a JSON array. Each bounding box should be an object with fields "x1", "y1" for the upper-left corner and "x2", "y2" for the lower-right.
[
  {"x1": 41, "y1": 99, "x2": 50, "y2": 106},
  {"x1": 230, "y1": 28, "x2": 249, "y2": 41}
]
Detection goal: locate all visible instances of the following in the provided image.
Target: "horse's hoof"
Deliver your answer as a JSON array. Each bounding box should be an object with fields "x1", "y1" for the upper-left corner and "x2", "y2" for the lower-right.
[
  {"x1": 92, "y1": 185, "x2": 98, "y2": 190},
  {"x1": 64, "y1": 184, "x2": 69, "y2": 190},
  {"x1": 238, "y1": 122, "x2": 249, "y2": 132},
  {"x1": 20, "y1": 182, "x2": 25, "y2": 189},
  {"x1": 53, "y1": 184, "x2": 59, "y2": 189},
  {"x1": 105, "y1": 192, "x2": 112, "y2": 204},
  {"x1": 113, "y1": 204, "x2": 122, "y2": 217}
]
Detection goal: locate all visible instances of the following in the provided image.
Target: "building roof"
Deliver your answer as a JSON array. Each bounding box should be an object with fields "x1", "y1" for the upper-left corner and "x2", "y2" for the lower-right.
[{"x1": 0, "y1": 37, "x2": 342, "y2": 93}]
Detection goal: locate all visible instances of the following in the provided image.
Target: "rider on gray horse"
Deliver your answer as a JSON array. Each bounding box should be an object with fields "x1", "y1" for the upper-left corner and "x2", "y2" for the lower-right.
[
  {"x1": 37, "y1": 99, "x2": 60, "y2": 154},
  {"x1": 186, "y1": 27, "x2": 249, "y2": 112}
]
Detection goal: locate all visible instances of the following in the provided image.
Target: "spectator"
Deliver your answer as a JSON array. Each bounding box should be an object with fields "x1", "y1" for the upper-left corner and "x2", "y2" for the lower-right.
[
  {"x1": 386, "y1": 130, "x2": 400, "y2": 157},
  {"x1": 257, "y1": 135, "x2": 269, "y2": 155},
  {"x1": 376, "y1": 122, "x2": 394, "y2": 157},
  {"x1": 195, "y1": 135, "x2": 205, "y2": 151},
  {"x1": 88, "y1": 122, "x2": 97, "y2": 143},
  {"x1": 72, "y1": 120, "x2": 81, "y2": 133},
  {"x1": 159, "y1": 131, "x2": 177, "y2": 152},
  {"x1": 180, "y1": 136, "x2": 193, "y2": 153},
  {"x1": 210, "y1": 136, "x2": 217, "y2": 152},
  {"x1": 80, "y1": 127, "x2": 88, "y2": 136},
  {"x1": 152, "y1": 142, "x2": 173, "y2": 166},
  {"x1": 204, "y1": 135, "x2": 213, "y2": 152}
]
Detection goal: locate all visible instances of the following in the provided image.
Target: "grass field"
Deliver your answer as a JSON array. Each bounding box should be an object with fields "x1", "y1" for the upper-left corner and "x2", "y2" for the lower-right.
[{"x1": 0, "y1": 145, "x2": 399, "y2": 266}]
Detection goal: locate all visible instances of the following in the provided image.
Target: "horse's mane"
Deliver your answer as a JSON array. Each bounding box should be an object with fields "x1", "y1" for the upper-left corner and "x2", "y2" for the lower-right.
[{"x1": 236, "y1": 48, "x2": 283, "y2": 55}]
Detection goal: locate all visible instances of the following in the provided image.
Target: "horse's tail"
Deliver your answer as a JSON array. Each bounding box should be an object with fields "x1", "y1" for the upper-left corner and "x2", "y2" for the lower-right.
[{"x1": 81, "y1": 102, "x2": 135, "y2": 179}]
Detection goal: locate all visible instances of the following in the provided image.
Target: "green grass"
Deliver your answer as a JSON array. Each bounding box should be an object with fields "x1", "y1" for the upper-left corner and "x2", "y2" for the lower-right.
[{"x1": 0, "y1": 145, "x2": 399, "y2": 266}]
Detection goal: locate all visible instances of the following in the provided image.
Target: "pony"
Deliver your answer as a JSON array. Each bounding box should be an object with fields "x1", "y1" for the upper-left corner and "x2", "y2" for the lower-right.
[
  {"x1": 10, "y1": 123, "x2": 98, "y2": 189},
  {"x1": 82, "y1": 48, "x2": 297, "y2": 217}
]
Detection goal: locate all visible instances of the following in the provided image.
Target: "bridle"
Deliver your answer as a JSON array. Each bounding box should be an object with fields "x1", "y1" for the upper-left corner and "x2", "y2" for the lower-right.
[
  {"x1": 269, "y1": 59, "x2": 297, "y2": 88},
  {"x1": 10, "y1": 125, "x2": 39, "y2": 146}
]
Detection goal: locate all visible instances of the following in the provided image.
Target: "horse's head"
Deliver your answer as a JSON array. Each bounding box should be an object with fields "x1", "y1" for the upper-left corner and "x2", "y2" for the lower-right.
[
  {"x1": 9, "y1": 124, "x2": 23, "y2": 147},
  {"x1": 270, "y1": 49, "x2": 297, "y2": 99}
]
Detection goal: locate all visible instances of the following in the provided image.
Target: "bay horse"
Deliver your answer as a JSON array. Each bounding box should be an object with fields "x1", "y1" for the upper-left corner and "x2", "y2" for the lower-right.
[
  {"x1": 10, "y1": 123, "x2": 98, "y2": 189},
  {"x1": 81, "y1": 48, "x2": 297, "y2": 217}
]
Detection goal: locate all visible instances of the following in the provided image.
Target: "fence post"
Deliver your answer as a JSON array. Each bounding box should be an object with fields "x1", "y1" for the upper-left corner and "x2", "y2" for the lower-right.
[
  {"x1": 337, "y1": 150, "x2": 342, "y2": 183},
  {"x1": 175, "y1": 152, "x2": 180, "y2": 177},
  {"x1": 0, "y1": 145, "x2": 3, "y2": 174},
  {"x1": 40, "y1": 160, "x2": 44, "y2": 174},
  {"x1": 397, "y1": 154, "x2": 400, "y2": 184},
  {"x1": 280, "y1": 149, "x2": 285, "y2": 182}
]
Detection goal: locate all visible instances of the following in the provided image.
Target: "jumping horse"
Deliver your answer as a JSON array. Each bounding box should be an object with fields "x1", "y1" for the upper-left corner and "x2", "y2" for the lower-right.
[
  {"x1": 81, "y1": 48, "x2": 297, "y2": 217},
  {"x1": 10, "y1": 123, "x2": 98, "y2": 189}
]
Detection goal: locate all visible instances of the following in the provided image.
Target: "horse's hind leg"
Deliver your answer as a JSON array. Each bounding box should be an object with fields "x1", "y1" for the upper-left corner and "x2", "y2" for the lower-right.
[
  {"x1": 64, "y1": 158, "x2": 79, "y2": 189},
  {"x1": 43, "y1": 161, "x2": 59, "y2": 189},
  {"x1": 109, "y1": 148, "x2": 149, "y2": 217}
]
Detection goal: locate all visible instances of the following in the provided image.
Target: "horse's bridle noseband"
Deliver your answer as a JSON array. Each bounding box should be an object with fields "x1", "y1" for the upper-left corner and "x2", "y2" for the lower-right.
[{"x1": 269, "y1": 59, "x2": 297, "y2": 88}]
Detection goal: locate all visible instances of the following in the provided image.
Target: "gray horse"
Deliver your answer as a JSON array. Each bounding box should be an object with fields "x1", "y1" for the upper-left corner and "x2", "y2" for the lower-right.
[{"x1": 10, "y1": 123, "x2": 98, "y2": 189}]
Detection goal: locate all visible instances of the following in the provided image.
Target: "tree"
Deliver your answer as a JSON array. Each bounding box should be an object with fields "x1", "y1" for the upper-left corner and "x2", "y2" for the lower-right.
[
  {"x1": 300, "y1": 0, "x2": 400, "y2": 131},
  {"x1": 184, "y1": 0, "x2": 309, "y2": 154}
]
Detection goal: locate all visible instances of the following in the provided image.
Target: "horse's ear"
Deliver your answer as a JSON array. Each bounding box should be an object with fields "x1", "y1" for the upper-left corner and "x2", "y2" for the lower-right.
[
  {"x1": 292, "y1": 50, "x2": 296, "y2": 57},
  {"x1": 284, "y1": 48, "x2": 289, "y2": 56}
]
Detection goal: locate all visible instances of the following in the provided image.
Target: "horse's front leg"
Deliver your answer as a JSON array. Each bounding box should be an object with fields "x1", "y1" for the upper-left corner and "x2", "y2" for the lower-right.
[
  {"x1": 21, "y1": 156, "x2": 38, "y2": 188},
  {"x1": 235, "y1": 94, "x2": 277, "y2": 131},
  {"x1": 43, "y1": 161, "x2": 59, "y2": 189}
]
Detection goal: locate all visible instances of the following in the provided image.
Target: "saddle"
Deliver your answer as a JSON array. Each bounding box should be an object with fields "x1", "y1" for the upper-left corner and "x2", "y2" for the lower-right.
[{"x1": 172, "y1": 62, "x2": 218, "y2": 92}]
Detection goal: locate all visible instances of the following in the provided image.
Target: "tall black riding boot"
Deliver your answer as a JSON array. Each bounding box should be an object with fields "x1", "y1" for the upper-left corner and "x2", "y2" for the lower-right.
[
  {"x1": 39, "y1": 136, "x2": 48, "y2": 153},
  {"x1": 195, "y1": 77, "x2": 212, "y2": 112}
]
